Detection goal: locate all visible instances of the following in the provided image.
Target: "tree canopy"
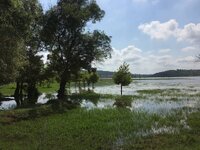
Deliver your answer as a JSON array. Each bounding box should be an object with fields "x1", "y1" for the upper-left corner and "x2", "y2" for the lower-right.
[
  {"x1": 0, "y1": 0, "x2": 43, "y2": 86},
  {"x1": 41, "y1": 0, "x2": 112, "y2": 98}
]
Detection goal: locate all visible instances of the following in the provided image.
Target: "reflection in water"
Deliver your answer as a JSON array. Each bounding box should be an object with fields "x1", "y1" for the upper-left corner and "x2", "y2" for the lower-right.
[
  {"x1": 1, "y1": 77, "x2": 200, "y2": 112},
  {"x1": 37, "y1": 93, "x2": 57, "y2": 104},
  {"x1": 80, "y1": 99, "x2": 115, "y2": 110},
  {"x1": 0, "y1": 93, "x2": 57, "y2": 110},
  {"x1": 0, "y1": 100, "x2": 17, "y2": 110},
  {"x1": 0, "y1": 94, "x2": 200, "y2": 113}
]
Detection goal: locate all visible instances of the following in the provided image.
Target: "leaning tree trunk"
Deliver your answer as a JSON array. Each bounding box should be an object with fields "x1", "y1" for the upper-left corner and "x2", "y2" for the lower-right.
[{"x1": 14, "y1": 82, "x2": 20, "y2": 106}]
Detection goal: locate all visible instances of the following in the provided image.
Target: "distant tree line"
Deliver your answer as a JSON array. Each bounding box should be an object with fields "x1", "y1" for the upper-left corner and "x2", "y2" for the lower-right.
[
  {"x1": 98, "y1": 69, "x2": 200, "y2": 78},
  {"x1": 152, "y1": 69, "x2": 200, "y2": 77},
  {"x1": 0, "y1": 0, "x2": 112, "y2": 105}
]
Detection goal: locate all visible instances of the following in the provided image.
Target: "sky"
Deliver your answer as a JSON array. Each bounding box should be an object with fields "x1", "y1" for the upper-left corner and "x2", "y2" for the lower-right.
[{"x1": 39, "y1": 0, "x2": 200, "y2": 74}]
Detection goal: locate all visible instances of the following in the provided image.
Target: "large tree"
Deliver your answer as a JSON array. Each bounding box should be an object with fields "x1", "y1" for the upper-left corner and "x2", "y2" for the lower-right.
[
  {"x1": 0, "y1": 0, "x2": 30, "y2": 85},
  {"x1": 42, "y1": 0, "x2": 112, "y2": 98},
  {"x1": 13, "y1": 0, "x2": 44, "y2": 104}
]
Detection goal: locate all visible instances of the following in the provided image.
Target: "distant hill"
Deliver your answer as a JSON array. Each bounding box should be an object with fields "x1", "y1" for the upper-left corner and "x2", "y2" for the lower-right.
[
  {"x1": 97, "y1": 71, "x2": 114, "y2": 78},
  {"x1": 97, "y1": 70, "x2": 151, "y2": 78},
  {"x1": 152, "y1": 69, "x2": 200, "y2": 77},
  {"x1": 97, "y1": 69, "x2": 200, "y2": 78}
]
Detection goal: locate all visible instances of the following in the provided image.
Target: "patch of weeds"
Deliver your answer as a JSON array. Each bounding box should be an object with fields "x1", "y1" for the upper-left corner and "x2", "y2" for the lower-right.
[
  {"x1": 187, "y1": 112, "x2": 200, "y2": 132},
  {"x1": 137, "y1": 89, "x2": 165, "y2": 95},
  {"x1": 69, "y1": 91, "x2": 100, "y2": 104},
  {"x1": 170, "y1": 97, "x2": 179, "y2": 101},
  {"x1": 114, "y1": 96, "x2": 133, "y2": 108}
]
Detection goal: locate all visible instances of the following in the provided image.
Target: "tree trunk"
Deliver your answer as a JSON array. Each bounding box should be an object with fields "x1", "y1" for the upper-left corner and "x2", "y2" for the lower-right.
[
  {"x1": 74, "y1": 82, "x2": 77, "y2": 93},
  {"x1": 14, "y1": 82, "x2": 20, "y2": 106},
  {"x1": 92, "y1": 83, "x2": 94, "y2": 90},
  {"x1": 14, "y1": 81, "x2": 24, "y2": 106},
  {"x1": 27, "y1": 83, "x2": 38, "y2": 104},
  {"x1": 78, "y1": 81, "x2": 81, "y2": 89},
  {"x1": 58, "y1": 78, "x2": 67, "y2": 99},
  {"x1": 87, "y1": 82, "x2": 90, "y2": 91},
  {"x1": 78, "y1": 81, "x2": 81, "y2": 93},
  {"x1": 121, "y1": 84, "x2": 123, "y2": 96},
  {"x1": 83, "y1": 81, "x2": 86, "y2": 90},
  {"x1": 68, "y1": 82, "x2": 71, "y2": 94}
]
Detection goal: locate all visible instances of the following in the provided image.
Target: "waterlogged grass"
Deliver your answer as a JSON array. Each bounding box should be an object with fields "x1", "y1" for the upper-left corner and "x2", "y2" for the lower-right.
[
  {"x1": 0, "y1": 78, "x2": 200, "y2": 149},
  {"x1": 0, "y1": 107, "x2": 199, "y2": 150},
  {"x1": 0, "y1": 79, "x2": 114, "y2": 97},
  {"x1": 137, "y1": 89, "x2": 181, "y2": 95},
  {"x1": 38, "y1": 81, "x2": 60, "y2": 94},
  {"x1": 0, "y1": 83, "x2": 15, "y2": 96},
  {"x1": 137, "y1": 89, "x2": 200, "y2": 101}
]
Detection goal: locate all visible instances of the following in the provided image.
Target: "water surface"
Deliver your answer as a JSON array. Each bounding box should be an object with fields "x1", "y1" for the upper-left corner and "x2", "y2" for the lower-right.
[{"x1": 1, "y1": 77, "x2": 200, "y2": 112}]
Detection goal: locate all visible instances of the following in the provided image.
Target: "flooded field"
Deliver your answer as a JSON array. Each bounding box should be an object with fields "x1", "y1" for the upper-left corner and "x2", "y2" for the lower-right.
[
  {"x1": 1, "y1": 77, "x2": 200, "y2": 112},
  {"x1": 0, "y1": 77, "x2": 200, "y2": 149},
  {"x1": 95, "y1": 77, "x2": 200, "y2": 95}
]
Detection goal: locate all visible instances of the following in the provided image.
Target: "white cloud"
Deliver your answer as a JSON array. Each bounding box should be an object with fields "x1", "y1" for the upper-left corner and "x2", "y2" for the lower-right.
[
  {"x1": 158, "y1": 49, "x2": 171, "y2": 54},
  {"x1": 139, "y1": 20, "x2": 200, "y2": 47},
  {"x1": 177, "y1": 23, "x2": 200, "y2": 46},
  {"x1": 95, "y1": 45, "x2": 199, "y2": 74},
  {"x1": 181, "y1": 46, "x2": 197, "y2": 52},
  {"x1": 132, "y1": 0, "x2": 159, "y2": 5},
  {"x1": 138, "y1": 19, "x2": 178, "y2": 40},
  {"x1": 177, "y1": 56, "x2": 196, "y2": 63}
]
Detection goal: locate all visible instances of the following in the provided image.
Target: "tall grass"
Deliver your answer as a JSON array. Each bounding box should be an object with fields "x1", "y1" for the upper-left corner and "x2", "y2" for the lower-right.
[{"x1": 0, "y1": 108, "x2": 199, "y2": 150}]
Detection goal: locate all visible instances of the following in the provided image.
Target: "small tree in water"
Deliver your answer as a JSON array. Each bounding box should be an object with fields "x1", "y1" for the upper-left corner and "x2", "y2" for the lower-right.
[{"x1": 113, "y1": 63, "x2": 132, "y2": 95}]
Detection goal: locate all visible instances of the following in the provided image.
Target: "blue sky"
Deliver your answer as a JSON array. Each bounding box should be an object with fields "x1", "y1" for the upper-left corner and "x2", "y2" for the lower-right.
[{"x1": 39, "y1": 0, "x2": 200, "y2": 74}]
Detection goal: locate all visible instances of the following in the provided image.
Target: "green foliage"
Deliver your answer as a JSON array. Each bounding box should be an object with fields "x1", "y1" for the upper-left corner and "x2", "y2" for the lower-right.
[
  {"x1": 90, "y1": 72, "x2": 99, "y2": 85},
  {"x1": 41, "y1": 0, "x2": 112, "y2": 97},
  {"x1": 0, "y1": 0, "x2": 26, "y2": 84},
  {"x1": 114, "y1": 96, "x2": 132, "y2": 108},
  {"x1": 0, "y1": 0, "x2": 44, "y2": 99},
  {"x1": 113, "y1": 62, "x2": 132, "y2": 86},
  {"x1": 113, "y1": 62, "x2": 132, "y2": 95},
  {"x1": 0, "y1": 108, "x2": 200, "y2": 150}
]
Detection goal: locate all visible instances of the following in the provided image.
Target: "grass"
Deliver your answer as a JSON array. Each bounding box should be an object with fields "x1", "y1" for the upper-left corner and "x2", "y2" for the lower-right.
[
  {"x1": 0, "y1": 79, "x2": 114, "y2": 97},
  {"x1": 114, "y1": 96, "x2": 135, "y2": 108},
  {"x1": 37, "y1": 81, "x2": 60, "y2": 93},
  {"x1": 0, "y1": 106, "x2": 199, "y2": 150},
  {"x1": 137, "y1": 89, "x2": 181, "y2": 95},
  {"x1": 0, "y1": 83, "x2": 16, "y2": 96},
  {"x1": 0, "y1": 78, "x2": 200, "y2": 149}
]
